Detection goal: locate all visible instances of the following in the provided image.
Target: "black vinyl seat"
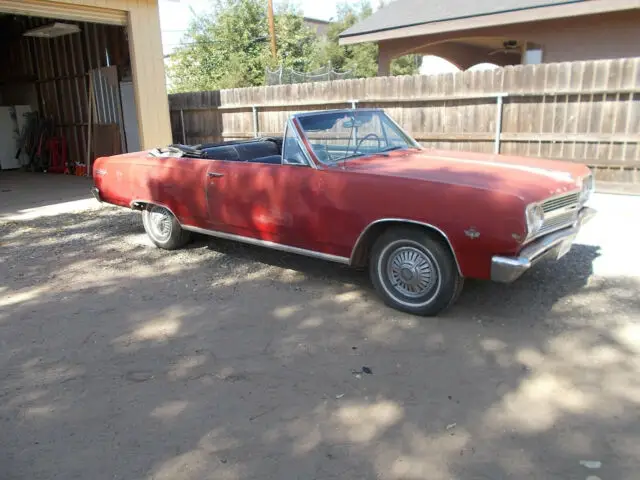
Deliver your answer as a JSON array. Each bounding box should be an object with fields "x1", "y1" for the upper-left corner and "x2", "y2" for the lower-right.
[
  {"x1": 202, "y1": 139, "x2": 281, "y2": 163},
  {"x1": 200, "y1": 145, "x2": 240, "y2": 161}
]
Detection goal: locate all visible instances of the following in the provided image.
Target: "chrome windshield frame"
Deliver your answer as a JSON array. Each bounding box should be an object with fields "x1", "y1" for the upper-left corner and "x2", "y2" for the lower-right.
[
  {"x1": 282, "y1": 118, "x2": 317, "y2": 169},
  {"x1": 290, "y1": 109, "x2": 421, "y2": 166}
]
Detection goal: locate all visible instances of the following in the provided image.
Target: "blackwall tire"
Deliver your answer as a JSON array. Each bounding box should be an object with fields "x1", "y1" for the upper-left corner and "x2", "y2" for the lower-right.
[{"x1": 369, "y1": 227, "x2": 463, "y2": 316}]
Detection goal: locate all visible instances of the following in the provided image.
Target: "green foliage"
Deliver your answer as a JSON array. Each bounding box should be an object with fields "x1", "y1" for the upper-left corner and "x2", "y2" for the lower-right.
[
  {"x1": 310, "y1": 1, "x2": 421, "y2": 78},
  {"x1": 167, "y1": 0, "x2": 420, "y2": 93},
  {"x1": 167, "y1": 0, "x2": 316, "y2": 92},
  {"x1": 272, "y1": 6, "x2": 317, "y2": 73}
]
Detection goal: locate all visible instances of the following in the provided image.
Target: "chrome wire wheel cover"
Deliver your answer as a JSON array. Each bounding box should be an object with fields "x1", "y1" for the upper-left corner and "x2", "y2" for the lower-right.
[
  {"x1": 386, "y1": 246, "x2": 436, "y2": 298},
  {"x1": 148, "y1": 206, "x2": 172, "y2": 242}
]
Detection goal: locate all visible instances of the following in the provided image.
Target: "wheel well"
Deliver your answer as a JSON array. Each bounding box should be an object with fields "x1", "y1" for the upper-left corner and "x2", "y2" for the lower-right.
[{"x1": 350, "y1": 221, "x2": 460, "y2": 272}]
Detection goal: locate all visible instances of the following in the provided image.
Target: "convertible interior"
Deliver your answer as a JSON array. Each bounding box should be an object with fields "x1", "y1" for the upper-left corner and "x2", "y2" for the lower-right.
[{"x1": 150, "y1": 137, "x2": 285, "y2": 164}]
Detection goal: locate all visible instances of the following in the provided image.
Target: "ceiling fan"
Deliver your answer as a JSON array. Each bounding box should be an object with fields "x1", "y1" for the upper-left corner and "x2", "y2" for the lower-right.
[{"x1": 489, "y1": 40, "x2": 521, "y2": 56}]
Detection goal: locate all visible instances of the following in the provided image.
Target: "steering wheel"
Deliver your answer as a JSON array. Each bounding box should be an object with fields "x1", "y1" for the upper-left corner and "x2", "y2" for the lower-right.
[{"x1": 354, "y1": 133, "x2": 382, "y2": 154}]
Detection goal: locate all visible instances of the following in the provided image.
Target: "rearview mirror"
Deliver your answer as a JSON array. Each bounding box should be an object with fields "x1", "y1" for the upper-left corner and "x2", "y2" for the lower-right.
[{"x1": 343, "y1": 119, "x2": 364, "y2": 128}]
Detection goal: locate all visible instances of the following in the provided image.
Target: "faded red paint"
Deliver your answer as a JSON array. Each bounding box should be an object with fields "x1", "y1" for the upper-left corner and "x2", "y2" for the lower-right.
[{"x1": 93, "y1": 147, "x2": 590, "y2": 280}]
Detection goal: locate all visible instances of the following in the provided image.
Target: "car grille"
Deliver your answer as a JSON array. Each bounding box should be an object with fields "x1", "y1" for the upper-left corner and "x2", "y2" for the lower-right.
[
  {"x1": 541, "y1": 192, "x2": 580, "y2": 213},
  {"x1": 538, "y1": 192, "x2": 580, "y2": 236}
]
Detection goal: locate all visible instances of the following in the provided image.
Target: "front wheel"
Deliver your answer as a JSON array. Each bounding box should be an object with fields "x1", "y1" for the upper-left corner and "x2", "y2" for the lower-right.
[
  {"x1": 141, "y1": 204, "x2": 191, "y2": 250},
  {"x1": 369, "y1": 228, "x2": 463, "y2": 316}
]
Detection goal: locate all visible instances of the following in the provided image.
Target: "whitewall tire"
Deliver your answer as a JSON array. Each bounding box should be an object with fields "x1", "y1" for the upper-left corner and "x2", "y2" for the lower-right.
[{"x1": 141, "y1": 204, "x2": 191, "y2": 250}]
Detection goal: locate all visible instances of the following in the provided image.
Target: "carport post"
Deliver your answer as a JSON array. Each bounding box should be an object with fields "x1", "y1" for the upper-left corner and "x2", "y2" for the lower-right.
[{"x1": 252, "y1": 106, "x2": 259, "y2": 138}]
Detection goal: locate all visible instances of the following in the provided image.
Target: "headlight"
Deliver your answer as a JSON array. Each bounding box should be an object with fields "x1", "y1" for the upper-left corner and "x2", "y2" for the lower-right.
[
  {"x1": 580, "y1": 175, "x2": 595, "y2": 204},
  {"x1": 525, "y1": 203, "x2": 545, "y2": 238}
]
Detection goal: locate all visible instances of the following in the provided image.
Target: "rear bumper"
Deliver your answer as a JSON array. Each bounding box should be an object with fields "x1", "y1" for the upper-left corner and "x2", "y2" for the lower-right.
[
  {"x1": 90, "y1": 187, "x2": 101, "y2": 203},
  {"x1": 491, "y1": 207, "x2": 596, "y2": 283}
]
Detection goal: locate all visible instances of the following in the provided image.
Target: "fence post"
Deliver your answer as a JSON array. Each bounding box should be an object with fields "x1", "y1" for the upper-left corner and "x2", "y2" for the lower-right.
[
  {"x1": 252, "y1": 106, "x2": 259, "y2": 138},
  {"x1": 180, "y1": 109, "x2": 186, "y2": 144},
  {"x1": 494, "y1": 94, "x2": 505, "y2": 154}
]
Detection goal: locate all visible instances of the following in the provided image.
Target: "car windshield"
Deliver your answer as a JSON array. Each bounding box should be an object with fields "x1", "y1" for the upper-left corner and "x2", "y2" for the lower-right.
[{"x1": 296, "y1": 110, "x2": 419, "y2": 164}]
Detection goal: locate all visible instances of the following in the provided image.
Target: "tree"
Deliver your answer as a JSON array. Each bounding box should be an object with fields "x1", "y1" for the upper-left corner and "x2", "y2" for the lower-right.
[
  {"x1": 310, "y1": 1, "x2": 421, "y2": 78},
  {"x1": 166, "y1": 0, "x2": 419, "y2": 92},
  {"x1": 167, "y1": 0, "x2": 317, "y2": 92}
]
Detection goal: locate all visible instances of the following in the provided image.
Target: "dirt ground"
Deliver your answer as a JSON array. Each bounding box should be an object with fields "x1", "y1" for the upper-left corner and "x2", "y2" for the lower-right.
[{"x1": 1, "y1": 173, "x2": 639, "y2": 480}]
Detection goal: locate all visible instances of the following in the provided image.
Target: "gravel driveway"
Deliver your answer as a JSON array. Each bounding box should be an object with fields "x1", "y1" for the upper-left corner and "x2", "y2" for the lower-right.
[{"x1": 1, "y1": 189, "x2": 639, "y2": 480}]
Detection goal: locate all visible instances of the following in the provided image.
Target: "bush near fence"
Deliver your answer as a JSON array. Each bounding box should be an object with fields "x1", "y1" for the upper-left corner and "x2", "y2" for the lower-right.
[{"x1": 169, "y1": 58, "x2": 640, "y2": 183}]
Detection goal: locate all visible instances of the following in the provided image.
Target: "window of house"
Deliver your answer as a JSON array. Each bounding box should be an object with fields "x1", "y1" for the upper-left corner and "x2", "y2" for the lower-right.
[{"x1": 523, "y1": 43, "x2": 543, "y2": 64}]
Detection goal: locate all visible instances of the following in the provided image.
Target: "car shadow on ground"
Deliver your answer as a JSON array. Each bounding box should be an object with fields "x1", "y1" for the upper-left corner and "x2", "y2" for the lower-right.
[
  {"x1": 1, "y1": 207, "x2": 639, "y2": 480},
  {"x1": 196, "y1": 232, "x2": 603, "y2": 323}
]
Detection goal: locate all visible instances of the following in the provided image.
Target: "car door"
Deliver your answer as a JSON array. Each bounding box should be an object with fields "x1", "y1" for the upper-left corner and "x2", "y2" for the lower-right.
[
  {"x1": 204, "y1": 129, "x2": 341, "y2": 254},
  {"x1": 205, "y1": 159, "x2": 287, "y2": 240}
]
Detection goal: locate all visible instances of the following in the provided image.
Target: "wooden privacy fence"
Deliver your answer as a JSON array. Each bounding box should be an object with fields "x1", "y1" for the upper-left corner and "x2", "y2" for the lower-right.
[{"x1": 168, "y1": 57, "x2": 640, "y2": 182}]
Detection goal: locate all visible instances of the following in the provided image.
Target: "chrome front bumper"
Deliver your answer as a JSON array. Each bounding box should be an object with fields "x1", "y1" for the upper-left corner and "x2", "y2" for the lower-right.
[{"x1": 491, "y1": 207, "x2": 596, "y2": 283}]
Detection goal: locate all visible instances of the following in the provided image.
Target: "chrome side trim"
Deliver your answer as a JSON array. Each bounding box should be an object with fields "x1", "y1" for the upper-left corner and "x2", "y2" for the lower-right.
[
  {"x1": 349, "y1": 218, "x2": 462, "y2": 275},
  {"x1": 182, "y1": 225, "x2": 350, "y2": 265},
  {"x1": 491, "y1": 206, "x2": 596, "y2": 283}
]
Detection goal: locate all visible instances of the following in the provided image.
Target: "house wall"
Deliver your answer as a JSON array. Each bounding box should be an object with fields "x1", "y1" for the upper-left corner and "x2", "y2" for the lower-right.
[
  {"x1": 378, "y1": 10, "x2": 640, "y2": 74},
  {"x1": 3, "y1": 0, "x2": 172, "y2": 149},
  {"x1": 522, "y1": 10, "x2": 640, "y2": 63}
]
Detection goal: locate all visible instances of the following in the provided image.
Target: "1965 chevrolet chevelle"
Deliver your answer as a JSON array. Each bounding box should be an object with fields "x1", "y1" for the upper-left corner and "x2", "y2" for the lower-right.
[{"x1": 92, "y1": 109, "x2": 595, "y2": 316}]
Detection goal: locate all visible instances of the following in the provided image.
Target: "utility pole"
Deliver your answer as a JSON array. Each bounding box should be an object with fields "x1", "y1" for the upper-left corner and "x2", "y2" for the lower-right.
[{"x1": 267, "y1": 0, "x2": 277, "y2": 60}]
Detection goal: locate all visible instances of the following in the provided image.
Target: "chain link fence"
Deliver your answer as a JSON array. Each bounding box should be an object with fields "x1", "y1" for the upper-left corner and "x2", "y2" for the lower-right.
[{"x1": 265, "y1": 64, "x2": 354, "y2": 85}]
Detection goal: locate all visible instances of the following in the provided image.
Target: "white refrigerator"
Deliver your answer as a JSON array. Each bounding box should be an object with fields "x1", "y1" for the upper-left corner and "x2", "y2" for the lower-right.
[{"x1": 0, "y1": 105, "x2": 31, "y2": 170}]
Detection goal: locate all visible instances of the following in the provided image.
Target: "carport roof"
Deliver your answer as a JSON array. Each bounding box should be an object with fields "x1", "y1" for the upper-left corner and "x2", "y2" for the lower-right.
[{"x1": 339, "y1": 0, "x2": 585, "y2": 39}]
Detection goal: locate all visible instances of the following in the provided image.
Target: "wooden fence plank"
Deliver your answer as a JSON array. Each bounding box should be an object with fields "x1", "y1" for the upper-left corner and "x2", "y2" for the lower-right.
[{"x1": 172, "y1": 58, "x2": 640, "y2": 182}]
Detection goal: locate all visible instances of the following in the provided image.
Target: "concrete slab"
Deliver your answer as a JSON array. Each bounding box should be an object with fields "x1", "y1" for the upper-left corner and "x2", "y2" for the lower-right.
[
  {"x1": 1, "y1": 192, "x2": 639, "y2": 480},
  {"x1": 0, "y1": 171, "x2": 95, "y2": 221}
]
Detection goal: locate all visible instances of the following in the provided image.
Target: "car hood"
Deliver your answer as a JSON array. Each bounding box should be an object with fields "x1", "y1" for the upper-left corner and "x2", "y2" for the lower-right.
[{"x1": 342, "y1": 148, "x2": 588, "y2": 202}]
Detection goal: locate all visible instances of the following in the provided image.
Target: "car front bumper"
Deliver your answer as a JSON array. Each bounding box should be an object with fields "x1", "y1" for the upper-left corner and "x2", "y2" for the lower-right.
[{"x1": 491, "y1": 206, "x2": 596, "y2": 283}]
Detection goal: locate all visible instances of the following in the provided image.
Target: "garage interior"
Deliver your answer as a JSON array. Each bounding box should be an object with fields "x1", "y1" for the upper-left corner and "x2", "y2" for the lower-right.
[{"x1": 0, "y1": 12, "x2": 139, "y2": 177}]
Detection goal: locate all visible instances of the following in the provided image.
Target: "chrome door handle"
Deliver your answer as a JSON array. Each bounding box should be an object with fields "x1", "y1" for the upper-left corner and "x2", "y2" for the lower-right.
[{"x1": 208, "y1": 172, "x2": 224, "y2": 178}]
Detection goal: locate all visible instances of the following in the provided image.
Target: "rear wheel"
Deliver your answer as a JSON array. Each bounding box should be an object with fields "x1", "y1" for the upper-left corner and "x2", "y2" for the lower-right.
[
  {"x1": 369, "y1": 227, "x2": 463, "y2": 316},
  {"x1": 141, "y1": 204, "x2": 191, "y2": 250}
]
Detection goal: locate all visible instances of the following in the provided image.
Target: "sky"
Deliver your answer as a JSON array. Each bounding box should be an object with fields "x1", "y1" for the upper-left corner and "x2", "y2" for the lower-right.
[
  {"x1": 158, "y1": 0, "x2": 365, "y2": 55},
  {"x1": 157, "y1": 0, "x2": 469, "y2": 75}
]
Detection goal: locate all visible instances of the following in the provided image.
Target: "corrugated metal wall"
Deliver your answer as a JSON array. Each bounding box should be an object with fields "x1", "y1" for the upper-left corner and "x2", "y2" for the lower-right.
[{"x1": 0, "y1": 16, "x2": 129, "y2": 163}]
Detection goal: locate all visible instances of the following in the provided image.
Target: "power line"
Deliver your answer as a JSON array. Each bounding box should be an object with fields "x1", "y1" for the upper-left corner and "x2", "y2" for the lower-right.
[
  {"x1": 164, "y1": 36, "x2": 267, "y2": 47},
  {"x1": 163, "y1": 36, "x2": 268, "y2": 57}
]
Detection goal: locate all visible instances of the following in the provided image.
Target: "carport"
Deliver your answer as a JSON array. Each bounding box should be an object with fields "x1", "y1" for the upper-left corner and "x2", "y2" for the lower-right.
[{"x1": 0, "y1": 0, "x2": 170, "y2": 185}]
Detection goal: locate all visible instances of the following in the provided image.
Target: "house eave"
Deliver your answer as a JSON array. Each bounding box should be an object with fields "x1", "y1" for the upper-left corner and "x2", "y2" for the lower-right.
[{"x1": 338, "y1": 0, "x2": 640, "y2": 45}]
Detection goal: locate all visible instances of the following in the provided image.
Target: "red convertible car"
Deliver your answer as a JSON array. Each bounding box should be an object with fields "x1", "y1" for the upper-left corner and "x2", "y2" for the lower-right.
[{"x1": 92, "y1": 109, "x2": 595, "y2": 315}]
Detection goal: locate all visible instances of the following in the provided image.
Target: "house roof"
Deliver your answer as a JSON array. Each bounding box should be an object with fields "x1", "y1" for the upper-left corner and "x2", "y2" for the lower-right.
[{"x1": 339, "y1": 0, "x2": 585, "y2": 39}]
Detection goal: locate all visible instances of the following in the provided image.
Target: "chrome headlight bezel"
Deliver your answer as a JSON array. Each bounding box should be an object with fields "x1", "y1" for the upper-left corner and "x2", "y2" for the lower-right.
[
  {"x1": 579, "y1": 174, "x2": 595, "y2": 204},
  {"x1": 525, "y1": 203, "x2": 545, "y2": 240}
]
